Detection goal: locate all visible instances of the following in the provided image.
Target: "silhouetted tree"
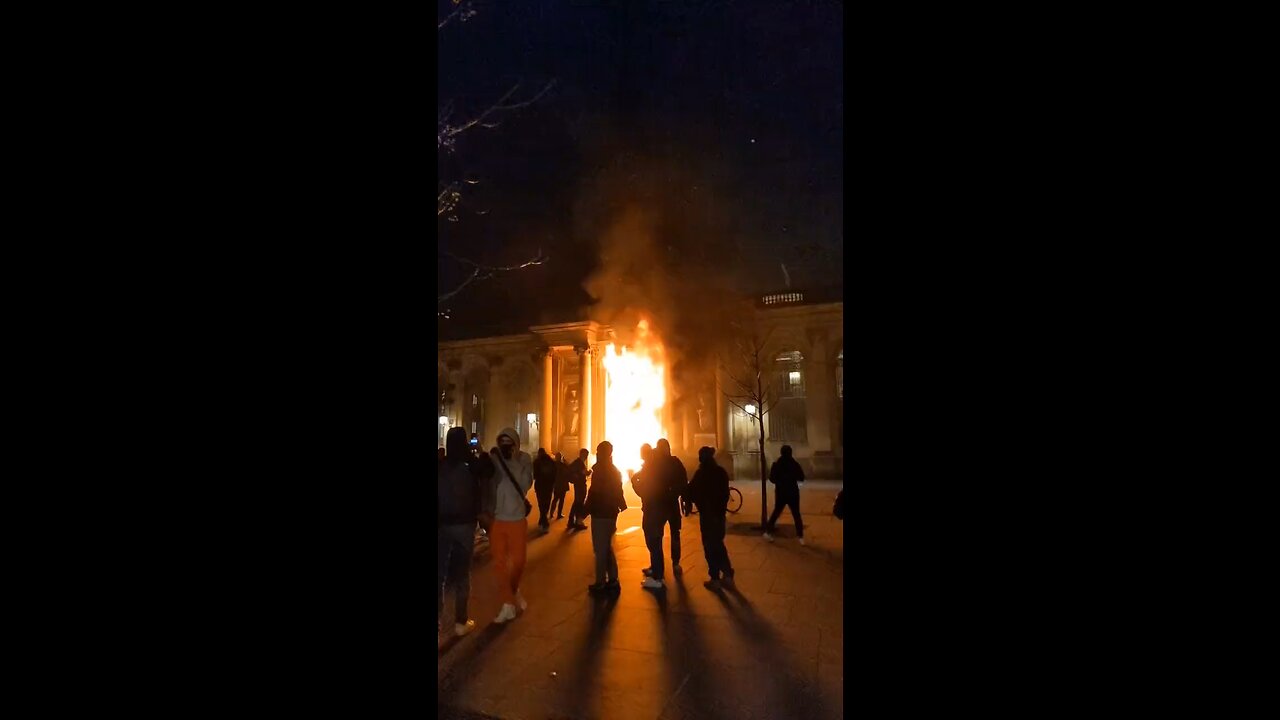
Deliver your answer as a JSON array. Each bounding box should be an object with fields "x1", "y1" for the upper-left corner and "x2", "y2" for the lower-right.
[
  {"x1": 437, "y1": 0, "x2": 555, "y2": 311},
  {"x1": 718, "y1": 320, "x2": 775, "y2": 528}
]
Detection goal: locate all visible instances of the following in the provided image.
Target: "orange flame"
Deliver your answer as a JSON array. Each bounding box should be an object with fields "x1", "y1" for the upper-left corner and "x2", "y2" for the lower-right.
[{"x1": 602, "y1": 319, "x2": 668, "y2": 476}]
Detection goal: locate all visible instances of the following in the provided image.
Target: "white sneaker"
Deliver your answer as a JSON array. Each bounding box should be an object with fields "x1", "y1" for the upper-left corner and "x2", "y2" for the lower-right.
[
  {"x1": 798, "y1": 537, "x2": 806, "y2": 546},
  {"x1": 455, "y1": 619, "x2": 476, "y2": 636},
  {"x1": 493, "y1": 603, "x2": 517, "y2": 623},
  {"x1": 516, "y1": 592, "x2": 528, "y2": 612},
  {"x1": 641, "y1": 577, "x2": 665, "y2": 590},
  {"x1": 763, "y1": 532, "x2": 774, "y2": 542}
]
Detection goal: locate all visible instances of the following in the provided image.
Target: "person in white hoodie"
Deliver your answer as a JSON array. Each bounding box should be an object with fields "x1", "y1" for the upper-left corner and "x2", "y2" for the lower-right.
[{"x1": 487, "y1": 426, "x2": 534, "y2": 623}]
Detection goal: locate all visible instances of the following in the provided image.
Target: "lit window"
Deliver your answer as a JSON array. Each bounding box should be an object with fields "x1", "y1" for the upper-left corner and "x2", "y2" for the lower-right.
[{"x1": 771, "y1": 350, "x2": 807, "y2": 443}]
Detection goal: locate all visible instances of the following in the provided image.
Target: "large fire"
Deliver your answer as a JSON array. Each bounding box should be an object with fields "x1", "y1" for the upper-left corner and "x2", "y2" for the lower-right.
[{"x1": 601, "y1": 319, "x2": 668, "y2": 476}]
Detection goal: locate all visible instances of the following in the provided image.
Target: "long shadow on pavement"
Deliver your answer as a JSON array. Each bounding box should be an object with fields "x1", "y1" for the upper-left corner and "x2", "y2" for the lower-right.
[
  {"x1": 438, "y1": 520, "x2": 618, "y2": 710},
  {"x1": 438, "y1": 621, "x2": 512, "y2": 688},
  {"x1": 713, "y1": 586, "x2": 837, "y2": 719},
  {"x1": 558, "y1": 592, "x2": 620, "y2": 719},
  {"x1": 656, "y1": 574, "x2": 731, "y2": 720}
]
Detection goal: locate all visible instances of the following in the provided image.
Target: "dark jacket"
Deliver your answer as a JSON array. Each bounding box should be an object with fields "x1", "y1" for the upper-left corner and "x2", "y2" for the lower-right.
[
  {"x1": 533, "y1": 453, "x2": 557, "y2": 492},
  {"x1": 664, "y1": 456, "x2": 689, "y2": 510},
  {"x1": 553, "y1": 460, "x2": 570, "y2": 494},
  {"x1": 688, "y1": 460, "x2": 730, "y2": 516},
  {"x1": 768, "y1": 456, "x2": 805, "y2": 497},
  {"x1": 438, "y1": 427, "x2": 493, "y2": 525},
  {"x1": 569, "y1": 458, "x2": 590, "y2": 489},
  {"x1": 631, "y1": 461, "x2": 661, "y2": 512},
  {"x1": 584, "y1": 461, "x2": 627, "y2": 519},
  {"x1": 660, "y1": 453, "x2": 691, "y2": 515}
]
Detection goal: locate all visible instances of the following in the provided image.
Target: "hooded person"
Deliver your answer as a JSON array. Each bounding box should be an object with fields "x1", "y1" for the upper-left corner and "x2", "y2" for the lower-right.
[
  {"x1": 583, "y1": 440, "x2": 627, "y2": 594},
  {"x1": 764, "y1": 444, "x2": 806, "y2": 544},
  {"x1": 438, "y1": 426, "x2": 493, "y2": 636},
  {"x1": 488, "y1": 426, "x2": 534, "y2": 623},
  {"x1": 688, "y1": 446, "x2": 735, "y2": 590},
  {"x1": 654, "y1": 438, "x2": 688, "y2": 577},
  {"x1": 532, "y1": 448, "x2": 558, "y2": 531}
]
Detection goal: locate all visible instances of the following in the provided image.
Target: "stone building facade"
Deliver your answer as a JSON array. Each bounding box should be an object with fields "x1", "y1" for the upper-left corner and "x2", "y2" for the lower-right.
[{"x1": 437, "y1": 293, "x2": 843, "y2": 480}]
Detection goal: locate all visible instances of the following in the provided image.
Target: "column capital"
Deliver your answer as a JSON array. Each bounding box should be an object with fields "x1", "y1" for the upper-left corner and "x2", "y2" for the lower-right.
[{"x1": 574, "y1": 344, "x2": 593, "y2": 357}]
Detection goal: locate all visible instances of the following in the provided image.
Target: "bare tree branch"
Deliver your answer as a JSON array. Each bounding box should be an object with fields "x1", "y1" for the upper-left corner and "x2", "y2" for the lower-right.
[
  {"x1": 438, "y1": 80, "x2": 558, "y2": 153},
  {"x1": 438, "y1": 0, "x2": 476, "y2": 30},
  {"x1": 437, "y1": 2, "x2": 557, "y2": 309},
  {"x1": 437, "y1": 249, "x2": 549, "y2": 305}
]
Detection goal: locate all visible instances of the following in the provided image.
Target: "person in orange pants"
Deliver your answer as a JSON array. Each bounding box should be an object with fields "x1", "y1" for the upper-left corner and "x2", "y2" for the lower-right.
[
  {"x1": 488, "y1": 518, "x2": 527, "y2": 612},
  {"x1": 487, "y1": 426, "x2": 534, "y2": 623}
]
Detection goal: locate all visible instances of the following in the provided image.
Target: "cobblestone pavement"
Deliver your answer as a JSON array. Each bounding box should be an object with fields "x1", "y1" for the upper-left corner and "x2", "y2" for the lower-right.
[{"x1": 438, "y1": 480, "x2": 844, "y2": 720}]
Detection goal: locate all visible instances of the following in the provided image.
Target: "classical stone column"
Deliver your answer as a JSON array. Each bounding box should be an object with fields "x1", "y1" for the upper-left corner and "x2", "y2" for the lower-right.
[
  {"x1": 577, "y1": 345, "x2": 593, "y2": 455},
  {"x1": 541, "y1": 349, "x2": 554, "y2": 453},
  {"x1": 593, "y1": 343, "x2": 606, "y2": 453},
  {"x1": 448, "y1": 370, "x2": 466, "y2": 431}
]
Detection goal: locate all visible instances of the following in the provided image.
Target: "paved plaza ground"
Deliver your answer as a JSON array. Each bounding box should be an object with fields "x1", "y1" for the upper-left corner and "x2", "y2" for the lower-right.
[{"x1": 438, "y1": 479, "x2": 845, "y2": 720}]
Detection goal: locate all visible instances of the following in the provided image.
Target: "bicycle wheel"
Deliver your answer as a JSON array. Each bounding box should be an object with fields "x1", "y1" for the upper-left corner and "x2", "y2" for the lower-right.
[{"x1": 727, "y1": 487, "x2": 743, "y2": 514}]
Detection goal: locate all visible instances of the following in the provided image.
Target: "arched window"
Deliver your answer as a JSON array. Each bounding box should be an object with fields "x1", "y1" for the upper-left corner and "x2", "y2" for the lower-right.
[{"x1": 769, "y1": 350, "x2": 807, "y2": 443}]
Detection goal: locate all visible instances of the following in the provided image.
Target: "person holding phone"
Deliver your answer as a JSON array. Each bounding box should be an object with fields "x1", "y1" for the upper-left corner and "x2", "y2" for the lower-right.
[{"x1": 438, "y1": 427, "x2": 493, "y2": 637}]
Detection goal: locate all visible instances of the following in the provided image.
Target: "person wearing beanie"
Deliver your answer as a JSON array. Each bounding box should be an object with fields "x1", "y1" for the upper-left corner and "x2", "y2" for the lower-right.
[
  {"x1": 583, "y1": 441, "x2": 627, "y2": 594},
  {"x1": 688, "y1": 446, "x2": 735, "y2": 590},
  {"x1": 764, "y1": 444, "x2": 806, "y2": 545},
  {"x1": 632, "y1": 443, "x2": 668, "y2": 589}
]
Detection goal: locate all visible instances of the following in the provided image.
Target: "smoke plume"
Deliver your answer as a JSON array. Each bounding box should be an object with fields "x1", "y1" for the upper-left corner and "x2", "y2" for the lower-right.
[{"x1": 575, "y1": 148, "x2": 755, "y2": 406}]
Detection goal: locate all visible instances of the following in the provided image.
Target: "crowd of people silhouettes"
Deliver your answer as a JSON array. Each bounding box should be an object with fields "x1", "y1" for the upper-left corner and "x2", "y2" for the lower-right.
[{"x1": 439, "y1": 430, "x2": 815, "y2": 637}]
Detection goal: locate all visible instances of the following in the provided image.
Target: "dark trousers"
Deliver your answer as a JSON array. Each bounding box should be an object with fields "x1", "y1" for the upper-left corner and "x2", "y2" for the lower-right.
[
  {"x1": 766, "y1": 492, "x2": 803, "y2": 538},
  {"x1": 699, "y1": 513, "x2": 733, "y2": 580},
  {"x1": 535, "y1": 485, "x2": 553, "y2": 526},
  {"x1": 551, "y1": 489, "x2": 567, "y2": 518},
  {"x1": 437, "y1": 523, "x2": 474, "y2": 623},
  {"x1": 567, "y1": 485, "x2": 587, "y2": 526},
  {"x1": 664, "y1": 506, "x2": 682, "y2": 565},
  {"x1": 642, "y1": 512, "x2": 667, "y2": 580},
  {"x1": 589, "y1": 516, "x2": 619, "y2": 584}
]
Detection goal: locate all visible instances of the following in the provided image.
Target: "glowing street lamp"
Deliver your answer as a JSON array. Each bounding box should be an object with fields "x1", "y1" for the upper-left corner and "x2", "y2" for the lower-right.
[
  {"x1": 439, "y1": 416, "x2": 449, "y2": 426},
  {"x1": 526, "y1": 412, "x2": 538, "y2": 426},
  {"x1": 744, "y1": 404, "x2": 756, "y2": 416}
]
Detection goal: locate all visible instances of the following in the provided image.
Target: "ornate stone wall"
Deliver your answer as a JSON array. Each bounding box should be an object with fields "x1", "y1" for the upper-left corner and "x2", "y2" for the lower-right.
[{"x1": 437, "y1": 302, "x2": 843, "y2": 478}]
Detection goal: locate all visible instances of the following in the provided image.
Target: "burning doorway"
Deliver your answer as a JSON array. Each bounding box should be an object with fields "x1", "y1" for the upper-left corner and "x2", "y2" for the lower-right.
[{"x1": 601, "y1": 319, "x2": 669, "y2": 477}]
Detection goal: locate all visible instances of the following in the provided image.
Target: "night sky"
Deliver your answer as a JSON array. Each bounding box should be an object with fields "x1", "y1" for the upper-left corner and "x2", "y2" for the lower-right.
[{"x1": 438, "y1": 0, "x2": 843, "y2": 338}]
